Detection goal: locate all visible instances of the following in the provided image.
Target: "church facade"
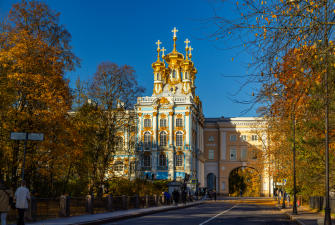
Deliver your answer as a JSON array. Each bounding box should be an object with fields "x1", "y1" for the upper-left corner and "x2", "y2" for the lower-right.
[{"x1": 111, "y1": 28, "x2": 272, "y2": 196}]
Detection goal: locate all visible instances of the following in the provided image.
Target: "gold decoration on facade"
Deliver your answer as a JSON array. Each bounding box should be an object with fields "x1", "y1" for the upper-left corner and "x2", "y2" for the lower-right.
[
  {"x1": 144, "y1": 114, "x2": 151, "y2": 119},
  {"x1": 153, "y1": 112, "x2": 157, "y2": 116},
  {"x1": 185, "y1": 112, "x2": 190, "y2": 116},
  {"x1": 159, "y1": 97, "x2": 170, "y2": 105},
  {"x1": 176, "y1": 114, "x2": 183, "y2": 119},
  {"x1": 176, "y1": 151, "x2": 183, "y2": 155},
  {"x1": 138, "y1": 113, "x2": 142, "y2": 117},
  {"x1": 160, "y1": 113, "x2": 167, "y2": 119},
  {"x1": 169, "y1": 111, "x2": 174, "y2": 116}
]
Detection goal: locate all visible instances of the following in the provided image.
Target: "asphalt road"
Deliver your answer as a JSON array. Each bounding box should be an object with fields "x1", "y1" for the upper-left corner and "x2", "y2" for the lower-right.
[{"x1": 103, "y1": 199, "x2": 296, "y2": 225}]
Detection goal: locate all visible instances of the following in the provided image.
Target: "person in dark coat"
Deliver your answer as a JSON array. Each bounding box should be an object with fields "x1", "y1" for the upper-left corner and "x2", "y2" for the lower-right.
[{"x1": 172, "y1": 189, "x2": 179, "y2": 205}]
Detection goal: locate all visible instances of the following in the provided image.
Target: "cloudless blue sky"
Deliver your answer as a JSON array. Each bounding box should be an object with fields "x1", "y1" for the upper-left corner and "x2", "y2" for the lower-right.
[{"x1": 0, "y1": 0, "x2": 261, "y2": 118}]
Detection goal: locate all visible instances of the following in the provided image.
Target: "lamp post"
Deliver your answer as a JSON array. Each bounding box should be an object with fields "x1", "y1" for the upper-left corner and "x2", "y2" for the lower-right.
[
  {"x1": 323, "y1": 1, "x2": 331, "y2": 224},
  {"x1": 292, "y1": 113, "x2": 297, "y2": 214}
]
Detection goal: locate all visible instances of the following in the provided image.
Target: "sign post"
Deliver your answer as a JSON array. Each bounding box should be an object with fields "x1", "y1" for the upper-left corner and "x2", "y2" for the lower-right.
[{"x1": 11, "y1": 132, "x2": 44, "y2": 180}]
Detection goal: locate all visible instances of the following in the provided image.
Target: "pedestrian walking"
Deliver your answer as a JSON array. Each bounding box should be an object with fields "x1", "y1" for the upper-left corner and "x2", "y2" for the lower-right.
[
  {"x1": 0, "y1": 180, "x2": 13, "y2": 225},
  {"x1": 14, "y1": 181, "x2": 30, "y2": 225}
]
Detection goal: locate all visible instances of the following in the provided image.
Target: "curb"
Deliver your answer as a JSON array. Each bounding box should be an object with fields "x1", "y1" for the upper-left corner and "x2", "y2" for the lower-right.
[
  {"x1": 276, "y1": 206, "x2": 306, "y2": 225},
  {"x1": 74, "y1": 201, "x2": 205, "y2": 225}
]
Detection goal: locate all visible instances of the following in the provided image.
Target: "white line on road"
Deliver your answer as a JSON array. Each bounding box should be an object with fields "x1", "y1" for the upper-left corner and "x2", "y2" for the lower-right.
[{"x1": 198, "y1": 204, "x2": 238, "y2": 225}]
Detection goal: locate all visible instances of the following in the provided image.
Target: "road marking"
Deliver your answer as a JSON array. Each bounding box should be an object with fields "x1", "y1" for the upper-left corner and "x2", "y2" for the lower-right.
[{"x1": 198, "y1": 204, "x2": 238, "y2": 225}]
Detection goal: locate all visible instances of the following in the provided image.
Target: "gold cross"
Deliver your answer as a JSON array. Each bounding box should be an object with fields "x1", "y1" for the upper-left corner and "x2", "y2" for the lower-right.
[
  {"x1": 156, "y1": 40, "x2": 162, "y2": 50},
  {"x1": 161, "y1": 47, "x2": 166, "y2": 57},
  {"x1": 184, "y1": 38, "x2": 190, "y2": 48},
  {"x1": 172, "y1": 27, "x2": 178, "y2": 38},
  {"x1": 189, "y1": 46, "x2": 193, "y2": 57}
]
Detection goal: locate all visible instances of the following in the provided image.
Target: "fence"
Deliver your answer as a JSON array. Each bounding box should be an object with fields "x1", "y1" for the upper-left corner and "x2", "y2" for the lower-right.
[
  {"x1": 7, "y1": 194, "x2": 181, "y2": 222},
  {"x1": 309, "y1": 196, "x2": 335, "y2": 213}
]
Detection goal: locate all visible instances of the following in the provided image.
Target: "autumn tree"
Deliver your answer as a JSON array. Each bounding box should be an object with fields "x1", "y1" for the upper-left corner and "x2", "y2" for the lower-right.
[
  {"x1": 211, "y1": 1, "x2": 335, "y2": 218},
  {"x1": 73, "y1": 62, "x2": 144, "y2": 196},
  {"x1": 0, "y1": 0, "x2": 80, "y2": 196}
]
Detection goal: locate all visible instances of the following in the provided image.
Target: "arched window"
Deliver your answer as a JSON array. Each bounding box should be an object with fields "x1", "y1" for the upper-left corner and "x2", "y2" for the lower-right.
[
  {"x1": 172, "y1": 70, "x2": 176, "y2": 78},
  {"x1": 144, "y1": 132, "x2": 151, "y2": 147},
  {"x1": 184, "y1": 71, "x2": 189, "y2": 79},
  {"x1": 160, "y1": 119, "x2": 167, "y2": 127},
  {"x1": 159, "y1": 153, "x2": 167, "y2": 167},
  {"x1": 176, "y1": 131, "x2": 183, "y2": 146},
  {"x1": 113, "y1": 161, "x2": 123, "y2": 171},
  {"x1": 176, "y1": 118, "x2": 183, "y2": 127},
  {"x1": 160, "y1": 131, "x2": 167, "y2": 146},
  {"x1": 144, "y1": 119, "x2": 151, "y2": 127},
  {"x1": 176, "y1": 153, "x2": 183, "y2": 167},
  {"x1": 143, "y1": 154, "x2": 151, "y2": 167}
]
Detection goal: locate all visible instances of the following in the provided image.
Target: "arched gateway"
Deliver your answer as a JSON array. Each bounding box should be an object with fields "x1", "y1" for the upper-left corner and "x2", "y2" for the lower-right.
[{"x1": 228, "y1": 166, "x2": 261, "y2": 197}]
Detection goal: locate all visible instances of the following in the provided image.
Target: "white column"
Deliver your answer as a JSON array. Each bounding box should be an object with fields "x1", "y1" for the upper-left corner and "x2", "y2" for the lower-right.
[
  {"x1": 220, "y1": 131, "x2": 226, "y2": 160},
  {"x1": 138, "y1": 113, "x2": 142, "y2": 144},
  {"x1": 152, "y1": 151, "x2": 157, "y2": 174},
  {"x1": 168, "y1": 151, "x2": 174, "y2": 180},
  {"x1": 169, "y1": 111, "x2": 174, "y2": 146},
  {"x1": 153, "y1": 112, "x2": 157, "y2": 148},
  {"x1": 185, "y1": 111, "x2": 190, "y2": 145}
]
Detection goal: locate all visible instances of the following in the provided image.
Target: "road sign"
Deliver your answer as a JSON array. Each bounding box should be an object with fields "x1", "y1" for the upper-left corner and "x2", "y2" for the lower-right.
[
  {"x1": 10, "y1": 132, "x2": 27, "y2": 140},
  {"x1": 11, "y1": 132, "x2": 44, "y2": 141},
  {"x1": 28, "y1": 133, "x2": 44, "y2": 141}
]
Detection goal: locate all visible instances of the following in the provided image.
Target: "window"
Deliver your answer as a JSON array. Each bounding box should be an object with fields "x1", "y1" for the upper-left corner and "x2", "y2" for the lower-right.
[
  {"x1": 176, "y1": 131, "x2": 183, "y2": 146},
  {"x1": 172, "y1": 70, "x2": 176, "y2": 78},
  {"x1": 241, "y1": 148, "x2": 247, "y2": 161},
  {"x1": 252, "y1": 135, "x2": 258, "y2": 141},
  {"x1": 241, "y1": 135, "x2": 247, "y2": 141},
  {"x1": 143, "y1": 155, "x2": 151, "y2": 167},
  {"x1": 160, "y1": 119, "x2": 167, "y2": 127},
  {"x1": 176, "y1": 154, "x2": 183, "y2": 167},
  {"x1": 251, "y1": 149, "x2": 258, "y2": 159},
  {"x1": 160, "y1": 131, "x2": 167, "y2": 146},
  {"x1": 208, "y1": 136, "x2": 214, "y2": 142},
  {"x1": 208, "y1": 150, "x2": 214, "y2": 160},
  {"x1": 221, "y1": 182, "x2": 225, "y2": 190},
  {"x1": 176, "y1": 118, "x2": 183, "y2": 127},
  {"x1": 230, "y1": 134, "x2": 237, "y2": 142},
  {"x1": 144, "y1": 132, "x2": 151, "y2": 147},
  {"x1": 116, "y1": 137, "x2": 123, "y2": 149},
  {"x1": 230, "y1": 148, "x2": 237, "y2": 160},
  {"x1": 113, "y1": 162, "x2": 123, "y2": 171},
  {"x1": 130, "y1": 162, "x2": 136, "y2": 172},
  {"x1": 144, "y1": 119, "x2": 151, "y2": 127},
  {"x1": 159, "y1": 154, "x2": 167, "y2": 167},
  {"x1": 184, "y1": 71, "x2": 189, "y2": 79}
]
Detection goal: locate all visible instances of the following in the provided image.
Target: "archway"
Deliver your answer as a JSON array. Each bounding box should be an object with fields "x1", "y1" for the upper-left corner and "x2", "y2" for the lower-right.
[
  {"x1": 207, "y1": 173, "x2": 216, "y2": 191},
  {"x1": 228, "y1": 167, "x2": 261, "y2": 197}
]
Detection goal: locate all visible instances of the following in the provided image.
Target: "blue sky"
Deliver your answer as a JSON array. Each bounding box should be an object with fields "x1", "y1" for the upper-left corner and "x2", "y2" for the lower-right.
[{"x1": 0, "y1": 0, "x2": 260, "y2": 118}]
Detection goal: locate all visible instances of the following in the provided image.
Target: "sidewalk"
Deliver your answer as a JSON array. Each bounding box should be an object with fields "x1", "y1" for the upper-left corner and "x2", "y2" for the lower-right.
[
  {"x1": 279, "y1": 204, "x2": 335, "y2": 225},
  {"x1": 19, "y1": 200, "x2": 204, "y2": 225}
]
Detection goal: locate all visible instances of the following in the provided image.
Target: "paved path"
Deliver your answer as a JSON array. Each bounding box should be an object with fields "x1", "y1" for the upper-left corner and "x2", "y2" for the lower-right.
[
  {"x1": 103, "y1": 199, "x2": 296, "y2": 225},
  {"x1": 280, "y1": 205, "x2": 335, "y2": 225}
]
